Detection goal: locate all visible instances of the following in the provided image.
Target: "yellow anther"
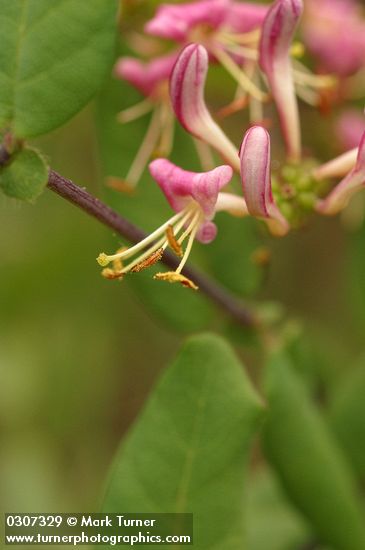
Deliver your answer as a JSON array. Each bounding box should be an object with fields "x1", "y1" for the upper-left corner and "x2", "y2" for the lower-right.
[
  {"x1": 166, "y1": 225, "x2": 183, "y2": 257},
  {"x1": 291, "y1": 42, "x2": 305, "y2": 58},
  {"x1": 101, "y1": 268, "x2": 124, "y2": 280},
  {"x1": 154, "y1": 271, "x2": 198, "y2": 290},
  {"x1": 130, "y1": 248, "x2": 164, "y2": 273}
]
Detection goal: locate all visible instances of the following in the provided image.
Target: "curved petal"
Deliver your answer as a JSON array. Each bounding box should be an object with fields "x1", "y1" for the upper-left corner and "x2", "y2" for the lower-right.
[
  {"x1": 259, "y1": 0, "x2": 303, "y2": 162},
  {"x1": 145, "y1": 0, "x2": 230, "y2": 41},
  {"x1": 317, "y1": 131, "x2": 365, "y2": 215},
  {"x1": 149, "y1": 158, "x2": 233, "y2": 217},
  {"x1": 224, "y1": 2, "x2": 268, "y2": 33},
  {"x1": 170, "y1": 43, "x2": 240, "y2": 171},
  {"x1": 114, "y1": 53, "x2": 177, "y2": 97},
  {"x1": 240, "y1": 126, "x2": 289, "y2": 235}
]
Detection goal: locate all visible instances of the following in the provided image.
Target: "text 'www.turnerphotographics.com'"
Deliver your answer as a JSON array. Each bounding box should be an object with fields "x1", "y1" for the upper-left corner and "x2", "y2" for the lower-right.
[{"x1": 4, "y1": 513, "x2": 193, "y2": 546}]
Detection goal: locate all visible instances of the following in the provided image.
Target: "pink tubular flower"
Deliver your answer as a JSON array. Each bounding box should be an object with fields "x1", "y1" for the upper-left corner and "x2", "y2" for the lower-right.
[
  {"x1": 240, "y1": 126, "x2": 289, "y2": 236},
  {"x1": 114, "y1": 53, "x2": 178, "y2": 97},
  {"x1": 259, "y1": 0, "x2": 303, "y2": 162},
  {"x1": 97, "y1": 159, "x2": 247, "y2": 289},
  {"x1": 335, "y1": 110, "x2": 365, "y2": 151},
  {"x1": 149, "y1": 159, "x2": 233, "y2": 243},
  {"x1": 170, "y1": 43, "x2": 240, "y2": 171},
  {"x1": 303, "y1": 0, "x2": 365, "y2": 77},
  {"x1": 224, "y1": 2, "x2": 269, "y2": 33},
  {"x1": 145, "y1": 0, "x2": 230, "y2": 42},
  {"x1": 317, "y1": 131, "x2": 365, "y2": 216}
]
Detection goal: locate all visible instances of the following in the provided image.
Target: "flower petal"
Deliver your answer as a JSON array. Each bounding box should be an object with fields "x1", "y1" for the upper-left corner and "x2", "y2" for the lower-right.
[
  {"x1": 317, "y1": 131, "x2": 365, "y2": 215},
  {"x1": 240, "y1": 126, "x2": 289, "y2": 235},
  {"x1": 170, "y1": 43, "x2": 240, "y2": 171},
  {"x1": 114, "y1": 53, "x2": 177, "y2": 97},
  {"x1": 145, "y1": 0, "x2": 230, "y2": 41},
  {"x1": 259, "y1": 0, "x2": 303, "y2": 162},
  {"x1": 225, "y1": 1, "x2": 268, "y2": 33},
  {"x1": 149, "y1": 158, "x2": 233, "y2": 217}
]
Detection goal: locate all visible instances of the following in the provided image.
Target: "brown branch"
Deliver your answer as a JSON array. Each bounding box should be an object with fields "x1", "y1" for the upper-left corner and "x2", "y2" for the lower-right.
[
  {"x1": 0, "y1": 139, "x2": 257, "y2": 327},
  {"x1": 47, "y1": 170, "x2": 257, "y2": 327}
]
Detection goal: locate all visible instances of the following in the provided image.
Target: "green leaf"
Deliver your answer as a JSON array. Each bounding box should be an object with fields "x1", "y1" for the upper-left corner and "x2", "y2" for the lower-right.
[
  {"x1": 328, "y1": 356, "x2": 365, "y2": 479},
  {"x1": 102, "y1": 333, "x2": 263, "y2": 549},
  {"x1": 263, "y1": 353, "x2": 365, "y2": 550},
  {"x1": 0, "y1": 0, "x2": 118, "y2": 138},
  {"x1": 246, "y1": 468, "x2": 310, "y2": 550},
  {"x1": 0, "y1": 147, "x2": 48, "y2": 200}
]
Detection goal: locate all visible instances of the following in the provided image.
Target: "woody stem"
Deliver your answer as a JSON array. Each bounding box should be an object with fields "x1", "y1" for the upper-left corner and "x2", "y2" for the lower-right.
[{"x1": 0, "y1": 144, "x2": 257, "y2": 328}]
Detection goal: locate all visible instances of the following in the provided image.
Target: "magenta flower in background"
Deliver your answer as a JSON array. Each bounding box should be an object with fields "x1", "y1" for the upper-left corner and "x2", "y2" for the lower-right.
[
  {"x1": 259, "y1": 0, "x2": 303, "y2": 163},
  {"x1": 224, "y1": 2, "x2": 268, "y2": 33},
  {"x1": 335, "y1": 110, "x2": 365, "y2": 151},
  {"x1": 240, "y1": 126, "x2": 289, "y2": 236},
  {"x1": 114, "y1": 53, "x2": 178, "y2": 98},
  {"x1": 145, "y1": 0, "x2": 230, "y2": 42},
  {"x1": 303, "y1": 0, "x2": 365, "y2": 77}
]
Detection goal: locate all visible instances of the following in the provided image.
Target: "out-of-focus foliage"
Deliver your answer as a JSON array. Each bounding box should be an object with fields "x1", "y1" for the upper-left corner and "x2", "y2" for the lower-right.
[{"x1": 263, "y1": 352, "x2": 365, "y2": 550}]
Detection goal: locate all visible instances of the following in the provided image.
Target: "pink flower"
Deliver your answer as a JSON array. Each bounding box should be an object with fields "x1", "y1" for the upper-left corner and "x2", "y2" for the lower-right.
[
  {"x1": 303, "y1": 0, "x2": 365, "y2": 76},
  {"x1": 335, "y1": 110, "x2": 365, "y2": 151},
  {"x1": 114, "y1": 52, "x2": 178, "y2": 97},
  {"x1": 259, "y1": 0, "x2": 303, "y2": 162},
  {"x1": 239, "y1": 126, "x2": 289, "y2": 236},
  {"x1": 170, "y1": 43, "x2": 240, "y2": 171},
  {"x1": 317, "y1": 131, "x2": 365, "y2": 215},
  {"x1": 224, "y1": 2, "x2": 268, "y2": 33},
  {"x1": 149, "y1": 158, "x2": 234, "y2": 243},
  {"x1": 145, "y1": 0, "x2": 230, "y2": 42},
  {"x1": 97, "y1": 158, "x2": 247, "y2": 288}
]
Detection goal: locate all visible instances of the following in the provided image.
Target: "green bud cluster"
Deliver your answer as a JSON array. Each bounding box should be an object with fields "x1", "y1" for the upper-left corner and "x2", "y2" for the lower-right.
[{"x1": 272, "y1": 159, "x2": 319, "y2": 228}]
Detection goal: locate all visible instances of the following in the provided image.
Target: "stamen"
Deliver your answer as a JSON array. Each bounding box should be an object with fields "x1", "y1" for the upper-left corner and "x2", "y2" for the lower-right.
[
  {"x1": 212, "y1": 46, "x2": 268, "y2": 102},
  {"x1": 130, "y1": 248, "x2": 164, "y2": 272},
  {"x1": 166, "y1": 225, "x2": 183, "y2": 257},
  {"x1": 193, "y1": 139, "x2": 216, "y2": 171},
  {"x1": 154, "y1": 272, "x2": 199, "y2": 290},
  {"x1": 176, "y1": 217, "x2": 200, "y2": 274},
  {"x1": 218, "y1": 29, "x2": 261, "y2": 45},
  {"x1": 155, "y1": 105, "x2": 175, "y2": 157},
  {"x1": 101, "y1": 268, "x2": 124, "y2": 280},
  {"x1": 97, "y1": 208, "x2": 187, "y2": 266},
  {"x1": 177, "y1": 210, "x2": 201, "y2": 246},
  {"x1": 124, "y1": 107, "x2": 162, "y2": 187},
  {"x1": 117, "y1": 99, "x2": 153, "y2": 124}
]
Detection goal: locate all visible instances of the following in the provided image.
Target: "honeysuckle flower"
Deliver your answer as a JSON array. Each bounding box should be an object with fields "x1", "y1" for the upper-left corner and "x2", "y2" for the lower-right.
[
  {"x1": 259, "y1": 0, "x2": 303, "y2": 163},
  {"x1": 239, "y1": 126, "x2": 290, "y2": 236},
  {"x1": 303, "y1": 0, "x2": 365, "y2": 77},
  {"x1": 114, "y1": 52, "x2": 179, "y2": 189},
  {"x1": 224, "y1": 2, "x2": 268, "y2": 34},
  {"x1": 335, "y1": 110, "x2": 365, "y2": 151},
  {"x1": 145, "y1": 0, "x2": 230, "y2": 42},
  {"x1": 316, "y1": 131, "x2": 365, "y2": 216},
  {"x1": 97, "y1": 159, "x2": 248, "y2": 289},
  {"x1": 115, "y1": 53, "x2": 178, "y2": 98},
  {"x1": 170, "y1": 43, "x2": 241, "y2": 171}
]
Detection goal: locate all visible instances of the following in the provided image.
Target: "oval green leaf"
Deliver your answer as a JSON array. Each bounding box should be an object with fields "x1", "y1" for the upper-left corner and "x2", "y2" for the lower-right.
[
  {"x1": 263, "y1": 353, "x2": 365, "y2": 550},
  {"x1": 102, "y1": 333, "x2": 263, "y2": 549},
  {"x1": 0, "y1": 147, "x2": 48, "y2": 200},
  {"x1": 0, "y1": 0, "x2": 118, "y2": 137}
]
